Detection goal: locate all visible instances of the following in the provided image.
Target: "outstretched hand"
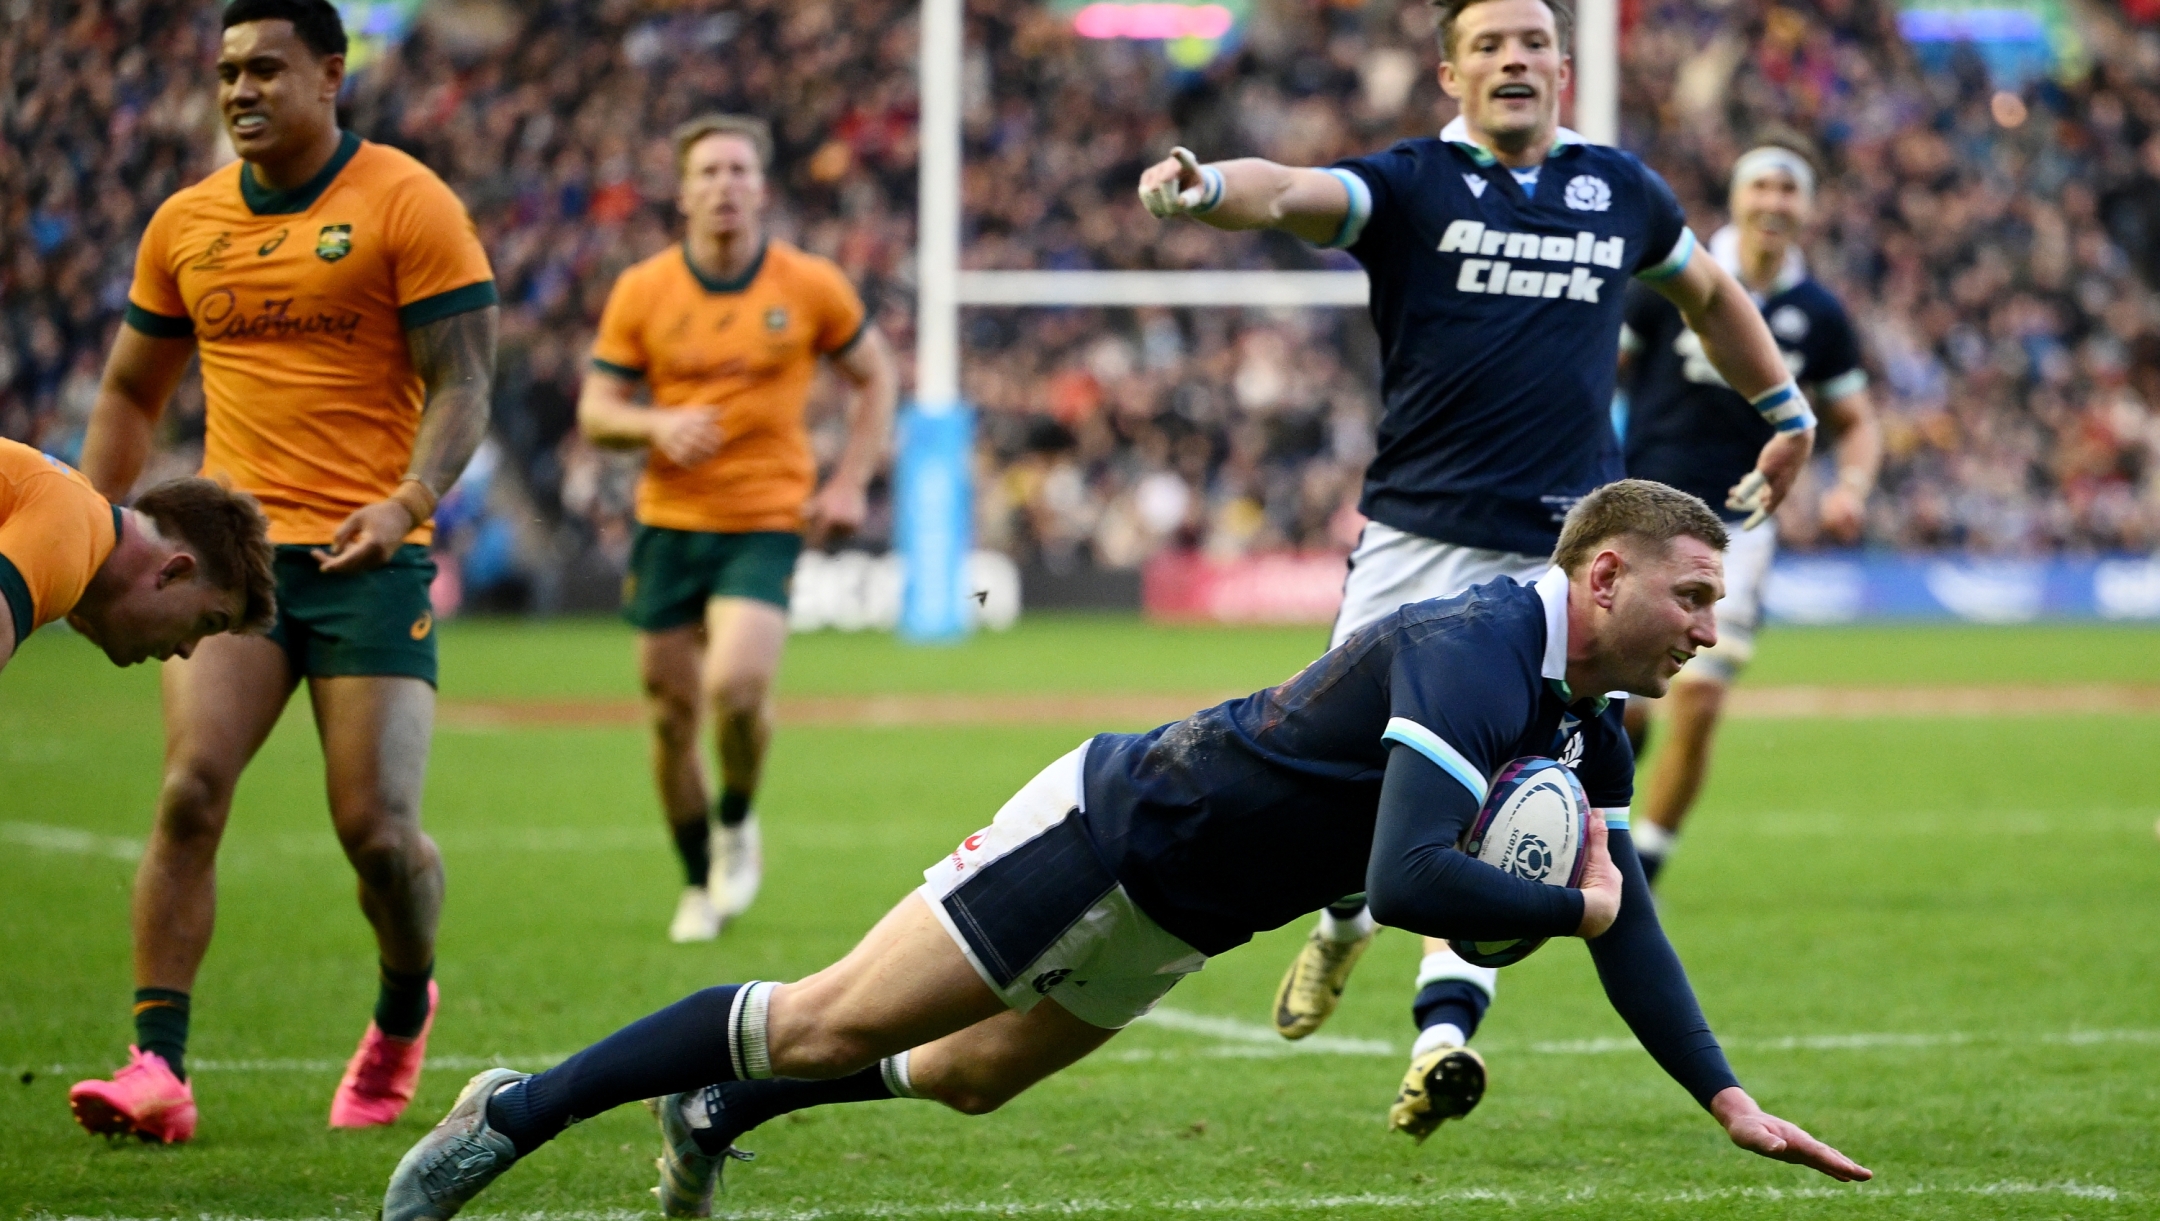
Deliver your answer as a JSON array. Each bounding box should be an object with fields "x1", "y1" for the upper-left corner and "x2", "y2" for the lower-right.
[
  {"x1": 1711, "y1": 1088, "x2": 1872, "y2": 1182},
  {"x1": 1574, "y1": 808, "x2": 1622, "y2": 938},
  {"x1": 1138, "y1": 147, "x2": 1213, "y2": 219}
]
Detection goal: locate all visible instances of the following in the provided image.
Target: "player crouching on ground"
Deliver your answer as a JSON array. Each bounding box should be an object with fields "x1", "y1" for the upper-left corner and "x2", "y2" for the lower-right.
[
  {"x1": 0, "y1": 438, "x2": 274, "y2": 678},
  {"x1": 383, "y1": 480, "x2": 1870, "y2": 1221}
]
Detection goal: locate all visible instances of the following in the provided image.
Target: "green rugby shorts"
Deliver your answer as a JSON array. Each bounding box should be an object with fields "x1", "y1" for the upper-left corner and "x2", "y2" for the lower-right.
[
  {"x1": 622, "y1": 526, "x2": 801, "y2": 631},
  {"x1": 266, "y1": 544, "x2": 439, "y2": 685}
]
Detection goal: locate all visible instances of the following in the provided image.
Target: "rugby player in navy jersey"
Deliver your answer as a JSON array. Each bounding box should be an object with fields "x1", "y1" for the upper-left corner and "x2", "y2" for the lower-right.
[
  {"x1": 1617, "y1": 141, "x2": 1881, "y2": 884},
  {"x1": 381, "y1": 482, "x2": 1868, "y2": 1220},
  {"x1": 1135, "y1": 0, "x2": 1822, "y2": 1139}
]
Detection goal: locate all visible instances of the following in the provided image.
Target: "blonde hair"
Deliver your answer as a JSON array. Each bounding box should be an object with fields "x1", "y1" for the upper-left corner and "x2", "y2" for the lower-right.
[{"x1": 672, "y1": 114, "x2": 773, "y2": 179}]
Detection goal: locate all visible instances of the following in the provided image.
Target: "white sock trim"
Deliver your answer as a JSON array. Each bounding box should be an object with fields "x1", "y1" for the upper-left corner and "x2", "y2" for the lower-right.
[
  {"x1": 1412, "y1": 1022, "x2": 1468, "y2": 1058},
  {"x1": 880, "y1": 1050, "x2": 923, "y2": 1100},
  {"x1": 1632, "y1": 820, "x2": 1676, "y2": 859},
  {"x1": 679, "y1": 1086, "x2": 714, "y2": 1130},
  {"x1": 1318, "y1": 905, "x2": 1376, "y2": 942},
  {"x1": 728, "y1": 981, "x2": 776, "y2": 1080},
  {"x1": 1414, "y1": 949, "x2": 1498, "y2": 997}
]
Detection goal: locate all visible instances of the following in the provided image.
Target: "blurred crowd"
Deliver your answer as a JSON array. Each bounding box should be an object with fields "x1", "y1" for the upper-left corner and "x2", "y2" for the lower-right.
[{"x1": 7, "y1": 0, "x2": 2160, "y2": 605}]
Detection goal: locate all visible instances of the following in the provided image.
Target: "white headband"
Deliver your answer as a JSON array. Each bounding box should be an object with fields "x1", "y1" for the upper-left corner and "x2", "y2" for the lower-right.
[{"x1": 1731, "y1": 146, "x2": 1816, "y2": 200}]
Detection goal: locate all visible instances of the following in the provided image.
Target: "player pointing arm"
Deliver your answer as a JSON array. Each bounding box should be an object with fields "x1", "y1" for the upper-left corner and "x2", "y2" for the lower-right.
[{"x1": 1138, "y1": 152, "x2": 1811, "y2": 520}]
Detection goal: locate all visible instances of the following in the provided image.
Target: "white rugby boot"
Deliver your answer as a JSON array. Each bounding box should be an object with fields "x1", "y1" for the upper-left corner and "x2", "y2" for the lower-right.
[
  {"x1": 668, "y1": 886, "x2": 721, "y2": 943},
  {"x1": 710, "y1": 815, "x2": 762, "y2": 920}
]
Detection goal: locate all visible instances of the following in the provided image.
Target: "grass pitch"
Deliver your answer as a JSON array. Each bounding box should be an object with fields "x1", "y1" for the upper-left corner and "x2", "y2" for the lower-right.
[{"x1": 2, "y1": 615, "x2": 2156, "y2": 1219}]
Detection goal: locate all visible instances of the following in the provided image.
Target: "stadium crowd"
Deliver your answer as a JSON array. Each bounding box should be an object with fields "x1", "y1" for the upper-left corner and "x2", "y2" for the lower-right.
[{"x1": 6, "y1": 0, "x2": 2160, "y2": 604}]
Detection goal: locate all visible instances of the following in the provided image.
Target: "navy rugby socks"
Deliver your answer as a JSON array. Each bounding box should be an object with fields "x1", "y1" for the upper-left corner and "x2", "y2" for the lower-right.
[
  {"x1": 375, "y1": 960, "x2": 433, "y2": 1040},
  {"x1": 132, "y1": 988, "x2": 191, "y2": 1079},
  {"x1": 1412, "y1": 979, "x2": 1490, "y2": 1045},
  {"x1": 716, "y1": 789, "x2": 753, "y2": 828},
  {"x1": 672, "y1": 818, "x2": 713, "y2": 887},
  {"x1": 686, "y1": 1066, "x2": 899, "y2": 1154},
  {"x1": 488, "y1": 984, "x2": 749, "y2": 1156}
]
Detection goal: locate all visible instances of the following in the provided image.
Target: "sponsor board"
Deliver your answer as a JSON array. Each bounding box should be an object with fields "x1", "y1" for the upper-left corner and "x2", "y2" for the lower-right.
[{"x1": 1135, "y1": 550, "x2": 2160, "y2": 624}]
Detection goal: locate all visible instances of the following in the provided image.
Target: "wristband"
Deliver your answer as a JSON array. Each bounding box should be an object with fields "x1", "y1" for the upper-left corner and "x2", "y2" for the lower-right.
[
  {"x1": 392, "y1": 477, "x2": 438, "y2": 526},
  {"x1": 1192, "y1": 164, "x2": 1225, "y2": 214},
  {"x1": 1749, "y1": 380, "x2": 1816, "y2": 433}
]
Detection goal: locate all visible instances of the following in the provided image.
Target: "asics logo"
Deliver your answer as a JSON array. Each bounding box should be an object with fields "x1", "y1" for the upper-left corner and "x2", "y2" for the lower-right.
[{"x1": 1437, "y1": 220, "x2": 1623, "y2": 303}]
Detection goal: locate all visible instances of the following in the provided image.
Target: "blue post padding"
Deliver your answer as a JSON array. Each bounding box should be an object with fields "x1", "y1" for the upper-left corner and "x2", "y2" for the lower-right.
[{"x1": 895, "y1": 403, "x2": 975, "y2": 642}]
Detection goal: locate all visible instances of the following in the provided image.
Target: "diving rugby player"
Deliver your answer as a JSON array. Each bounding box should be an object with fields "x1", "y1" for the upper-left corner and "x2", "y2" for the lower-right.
[
  {"x1": 1137, "y1": 0, "x2": 1817, "y2": 1136},
  {"x1": 1618, "y1": 140, "x2": 1880, "y2": 882},
  {"x1": 380, "y1": 481, "x2": 1869, "y2": 1220}
]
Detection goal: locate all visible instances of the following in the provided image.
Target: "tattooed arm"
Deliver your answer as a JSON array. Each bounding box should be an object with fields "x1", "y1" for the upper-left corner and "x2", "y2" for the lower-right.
[{"x1": 315, "y1": 304, "x2": 499, "y2": 573}]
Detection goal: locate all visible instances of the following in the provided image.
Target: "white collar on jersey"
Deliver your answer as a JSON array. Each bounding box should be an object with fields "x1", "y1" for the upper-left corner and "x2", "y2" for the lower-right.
[
  {"x1": 1440, "y1": 115, "x2": 1591, "y2": 167},
  {"x1": 1534, "y1": 564, "x2": 1628, "y2": 705},
  {"x1": 1534, "y1": 565, "x2": 1571, "y2": 681},
  {"x1": 1709, "y1": 224, "x2": 1806, "y2": 300}
]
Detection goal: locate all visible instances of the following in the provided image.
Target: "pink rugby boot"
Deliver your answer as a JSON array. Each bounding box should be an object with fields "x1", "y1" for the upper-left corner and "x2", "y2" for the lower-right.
[
  {"x1": 69, "y1": 1047, "x2": 198, "y2": 1143},
  {"x1": 329, "y1": 980, "x2": 439, "y2": 1128}
]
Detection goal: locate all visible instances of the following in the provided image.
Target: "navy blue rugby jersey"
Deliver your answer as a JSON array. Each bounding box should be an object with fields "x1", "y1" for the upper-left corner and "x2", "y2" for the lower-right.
[
  {"x1": 1621, "y1": 233, "x2": 1866, "y2": 522},
  {"x1": 1078, "y1": 567, "x2": 1632, "y2": 957},
  {"x1": 1324, "y1": 117, "x2": 1695, "y2": 556}
]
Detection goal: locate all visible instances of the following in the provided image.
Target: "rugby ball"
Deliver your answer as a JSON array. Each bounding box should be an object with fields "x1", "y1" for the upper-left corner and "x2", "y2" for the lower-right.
[{"x1": 1447, "y1": 757, "x2": 1590, "y2": 968}]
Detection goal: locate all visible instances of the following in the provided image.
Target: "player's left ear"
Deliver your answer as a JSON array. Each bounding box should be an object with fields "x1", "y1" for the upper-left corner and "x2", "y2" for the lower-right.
[
  {"x1": 155, "y1": 551, "x2": 199, "y2": 590},
  {"x1": 317, "y1": 52, "x2": 345, "y2": 103},
  {"x1": 1587, "y1": 548, "x2": 1624, "y2": 610}
]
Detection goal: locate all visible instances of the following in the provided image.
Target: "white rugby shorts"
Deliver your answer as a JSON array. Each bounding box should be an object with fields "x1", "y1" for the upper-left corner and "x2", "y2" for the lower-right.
[
  {"x1": 1674, "y1": 521, "x2": 1776, "y2": 685},
  {"x1": 919, "y1": 743, "x2": 1206, "y2": 1030},
  {"x1": 1331, "y1": 521, "x2": 1553, "y2": 648}
]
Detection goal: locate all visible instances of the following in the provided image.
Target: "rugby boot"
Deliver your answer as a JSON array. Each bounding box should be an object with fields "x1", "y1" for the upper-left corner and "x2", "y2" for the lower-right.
[
  {"x1": 1388, "y1": 1045, "x2": 1487, "y2": 1143},
  {"x1": 669, "y1": 886, "x2": 722, "y2": 943},
  {"x1": 382, "y1": 1067, "x2": 526, "y2": 1221},
  {"x1": 647, "y1": 1090, "x2": 755, "y2": 1218},
  {"x1": 710, "y1": 815, "x2": 762, "y2": 920},
  {"x1": 68, "y1": 1046, "x2": 197, "y2": 1143},
  {"x1": 331, "y1": 980, "x2": 439, "y2": 1128},
  {"x1": 1272, "y1": 922, "x2": 1377, "y2": 1038}
]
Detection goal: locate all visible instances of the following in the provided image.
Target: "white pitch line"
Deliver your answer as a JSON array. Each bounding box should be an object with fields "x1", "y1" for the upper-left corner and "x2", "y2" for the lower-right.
[
  {"x1": 0, "y1": 821, "x2": 666, "y2": 864},
  {"x1": 1, "y1": 821, "x2": 143, "y2": 860},
  {"x1": 11, "y1": 1018, "x2": 2158, "y2": 1081},
  {"x1": 20, "y1": 1178, "x2": 2129, "y2": 1221},
  {"x1": 1135, "y1": 1006, "x2": 1396, "y2": 1055}
]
